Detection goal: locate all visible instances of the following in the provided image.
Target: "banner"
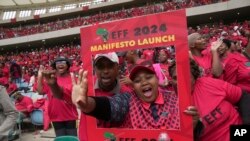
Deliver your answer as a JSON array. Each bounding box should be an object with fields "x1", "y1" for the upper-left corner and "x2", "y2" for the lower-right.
[{"x1": 80, "y1": 9, "x2": 192, "y2": 141}]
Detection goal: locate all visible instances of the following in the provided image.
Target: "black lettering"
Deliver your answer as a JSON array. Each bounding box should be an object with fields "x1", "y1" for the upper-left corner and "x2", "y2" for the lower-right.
[
  {"x1": 112, "y1": 31, "x2": 117, "y2": 39},
  {"x1": 215, "y1": 107, "x2": 222, "y2": 115},
  {"x1": 117, "y1": 30, "x2": 123, "y2": 38},
  {"x1": 112, "y1": 30, "x2": 129, "y2": 39},
  {"x1": 134, "y1": 27, "x2": 141, "y2": 36},
  {"x1": 134, "y1": 24, "x2": 167, "y2": 36},
  {"x1": 141, "y1": 139, "x2": 148, "y2": 141},
  {"x1": 211, "y1": 109, "x2": 217, "y2": 120},
  {"x1": 159, "y1": 24, "x2": 167, "y2": 32},
  {"x1": 142, "y1": 26, "x2": 150, "y2": 35},
  {"x1": 151, "y1": 25, "x2": 157, "y2": 33},
  {"x1": 204, "y1": 115, "x2": 214, "y2": 125},
  {"x1": 123, "y1": 30, "x2": 128, "y2": 38}
]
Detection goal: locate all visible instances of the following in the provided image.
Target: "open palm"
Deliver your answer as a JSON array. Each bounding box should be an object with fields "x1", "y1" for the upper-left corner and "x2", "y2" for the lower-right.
[{"x1": 71, "y1": 69, "x2": 88, "y2": 110}]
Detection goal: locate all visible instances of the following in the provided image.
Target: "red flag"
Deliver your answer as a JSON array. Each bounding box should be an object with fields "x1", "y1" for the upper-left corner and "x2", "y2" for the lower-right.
[
  {"x1": 33, "y1": 15, "x2": 40, "y2": 19},
  {"x1": 11, "y1": 18, "x2": 16, "y2": 23},
  {"x1": 82, "y1": 6, "x2": 89, "y2": 11}
]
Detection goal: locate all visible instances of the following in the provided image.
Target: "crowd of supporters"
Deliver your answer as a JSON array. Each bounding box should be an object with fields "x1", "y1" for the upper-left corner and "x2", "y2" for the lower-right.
[
  {"x1": 0, "y1": 0, "x2": 229, "y2": 40},
  {"x1": 0, "y1": 44, "x2": 82, "y2": 93},
  {"x1": 0, "y1": 19, "x2": 249, "y2": 92},
  {"x1": 1, "y1": 0, "x2": 250, "y2": 140}
]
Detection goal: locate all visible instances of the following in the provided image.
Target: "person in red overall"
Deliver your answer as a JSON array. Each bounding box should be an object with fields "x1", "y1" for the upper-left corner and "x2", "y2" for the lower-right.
[
  {"x1": 78, "y1": 52, "x2": 132, "y2": 141},
  {"x1": 169, "y1": 59, "x2": 250, "y2": 141},
  {"x1": 37, "y1": 57, "x2": 79, "y2": 137},
  {"x1": 71, "y1": 61, "x2": 199, "y2": 130}
]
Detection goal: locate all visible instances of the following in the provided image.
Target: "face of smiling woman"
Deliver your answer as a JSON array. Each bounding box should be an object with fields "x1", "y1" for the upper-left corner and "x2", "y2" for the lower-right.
[
  {"x1": 55, "y1": 61, "x2": 69, "y2": 75},
  {"x1": 132, "y1": 70, "x2": 159, "y2": 103}
]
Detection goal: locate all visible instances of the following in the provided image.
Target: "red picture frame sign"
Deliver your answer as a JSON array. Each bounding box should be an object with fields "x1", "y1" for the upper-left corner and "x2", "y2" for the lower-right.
[{"x1": 80, "y1": 9, "x2": 192, "y2": 141}]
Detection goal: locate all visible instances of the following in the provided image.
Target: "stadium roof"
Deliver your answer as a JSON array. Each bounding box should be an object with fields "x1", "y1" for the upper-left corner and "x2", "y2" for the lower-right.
[{"x1": 0, "y1": 0, "x2": 86, "y2": 9}]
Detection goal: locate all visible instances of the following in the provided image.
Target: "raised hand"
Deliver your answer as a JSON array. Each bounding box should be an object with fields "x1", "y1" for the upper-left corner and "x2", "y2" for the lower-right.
[
  {"x1": 120, "y1": 75, "x2": 133, "y2": 86},
  {"x1": 42, "y1": 70, "x2": 57, "y2": 86},
  {"x1": 211, "y1": 39, "x2": 223, "y2": 52},
  {"x1": 38, "y1": 65, "x2": 44, "y2": 79},
  {"x1": 71, "y1": 69, "x2": 89, "y2": 111}
]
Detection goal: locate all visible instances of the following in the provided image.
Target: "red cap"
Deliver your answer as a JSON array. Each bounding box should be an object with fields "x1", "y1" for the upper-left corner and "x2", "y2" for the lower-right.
[{"x1": 129, "y1": 60, "x2": 155, "y2": 80}]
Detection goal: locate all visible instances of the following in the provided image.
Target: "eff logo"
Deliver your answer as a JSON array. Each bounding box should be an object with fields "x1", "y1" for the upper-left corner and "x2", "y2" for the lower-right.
[{"x1": 230, "y1": 125, "x2": 250, "y2": 141}]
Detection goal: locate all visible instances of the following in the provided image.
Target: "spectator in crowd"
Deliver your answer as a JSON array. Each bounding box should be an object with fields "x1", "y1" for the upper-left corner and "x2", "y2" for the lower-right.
[
  {"x1": 223, "y1": 50, "x2": 250, "y2": 92},
  {"x1": 141, "y1": 48, "x2": 155, "y2": 62},
  {"x1": 241, "y1": 29, "x2": 250, "y2": 55},
  {"x1": 0, "y1": 85, "x2": 18, "y2": 141},
  {"x1": 223, "y1": 30, "x2": 250, "y2": 92},
  {"x1": 0, "y1": 62, "x2": 9, "y2": 82},
  {"x1": 153, "y1": 49, "x2": 173, "y2": 90},
  {"x1": 77, "y1": 52, "x2": 132, "y2": 141},
  {"x1": 120, "y1": 50, "x2": 146, "y2": 86},
  {"x1": 71, "y1": 61, "x2": 199, "y2": 129},
  {"x1": 0, "y1": 0, "x2": 228, "y2": 40},
  {"x1": 188, "y1": 32, "x2": 223, "y2": 78},
  {"x1": 169, "y1": 59, "x2": 249, "y2": 141},
  {"x1": 9, "y1": 61, "x2": 22, "y2": 84},
  {"x1": 37, "y1": 56, "x2": 79, "y2": 137},
  {"x1": 6, "y1": 80, "x2": 18, "y2": 94},
  {"x1": 12, "y1": 92, "x2": 33, "y2": 117}
]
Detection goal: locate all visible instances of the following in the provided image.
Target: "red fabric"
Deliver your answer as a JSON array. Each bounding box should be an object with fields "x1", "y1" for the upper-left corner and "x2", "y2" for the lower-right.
[
  {"x1": 33, "y1": 98, "x2": 50, "y2": 131},
  {"x1": 121, "y1": 90, "x2": 179, "y2": 129},
  {"x1": 43, "y1": 74, "x2": 78, "y2": 122},
  {"x1": 1, "y1": 66, "x2": 9, "y2": 79},
  {"x1": 7, "y1": 82, "x2": 17, "y2": 94},
  {"x1": 192, "y1": 77, "x2": 242, "y2": 141},
  {"x1": 15, "y1": 96, "x2": 33, "y2": 117},
  {"x1": 142, "y1": 49, "x2": 154, "y2": 61},
  {"x1": 11, "y1": 18, "x2": 16, "y2": 23},
  {"x1": 15, "y1": 96, "x2": 33, "y2": 111},
  {"x1": 23, "y1": 73, "x2": 30, "y2": 83},
  {"x1": 193, "y1": 52, "x2": 213, "y2": 77},
  {"x1": 82, "y1": 6, "x2": 89, "y2": 11},
  {"x1": 223, "y1": 53, "x2": 250, "y2": 92},
  {"x1": 141, "y1": 91, "x2": 164, "y2": 110},
  {"x1": 126, "y1": 59, "x2": 147, "y2": 75},
  {"x1": 0, "y1": 77, "x2": 8, "y2": 86},
  {"x1": 43, "y1": 100, "x2": 50, "y2": 131},
  {"x1": 33, "y1": 15, "x2": 40, "y2": 19}
]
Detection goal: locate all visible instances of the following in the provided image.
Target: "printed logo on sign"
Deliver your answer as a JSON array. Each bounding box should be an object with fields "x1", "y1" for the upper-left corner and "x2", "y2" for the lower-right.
[
  {"x1": 104, "y1": 132, "x2": 116, "y2": 141},
  {"x1": 96, "y1": 28, "x2": 109, "y2": 43},
  {"x1": 230, "y1": 125, "x2": 250, "y2": 141}
]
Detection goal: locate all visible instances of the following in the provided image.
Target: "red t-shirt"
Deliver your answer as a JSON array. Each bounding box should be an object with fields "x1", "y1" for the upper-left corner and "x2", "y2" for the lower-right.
[
  {"x1": 1, "y1": 66, "x2": 9, "y2": 79},
  {"x1": 223, "y1": 53, "x2": 250, "y2": 92},
  {"x1": 15, "y1": 96, "x2": 33, "y2": 110},
  {"x1": 120, "y1": 90, "x2": 179, "y2": 129},
  {"x1": 7, "y1": 82, "x2": 18, "y2": 94},
  {"x1": 192, "y1": 77, "x2": 242, "y2": 141},
  {"x1": 193, "y1": 53, "x2": 213, "y2": 77},
  {"x1": 15, "y1": 96, "x2": 33, "y2": 116},
  {"x1": 43, "y1": 74, "x2": 78, "y2": 122},
  {"x1": 0, "y1": 77, "x2": 8, "y2": 86},
  {"x1": 142, "y1": 49, "x2": 154, "y2": 61},
  {"x1": 78, "y1": 81, "x2": 132, "y2": 141}
]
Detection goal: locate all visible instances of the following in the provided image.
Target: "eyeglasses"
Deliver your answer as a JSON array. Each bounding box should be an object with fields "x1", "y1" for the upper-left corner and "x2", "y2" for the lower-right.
[{"x1": 56, "y1": 61, "x2": 67, "y2": 65}]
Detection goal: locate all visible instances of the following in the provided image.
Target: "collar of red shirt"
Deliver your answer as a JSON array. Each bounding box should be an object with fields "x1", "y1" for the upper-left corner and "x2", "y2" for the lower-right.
[{"x1": 141, "y1": 91, "x2": 164, "y2": 110}]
